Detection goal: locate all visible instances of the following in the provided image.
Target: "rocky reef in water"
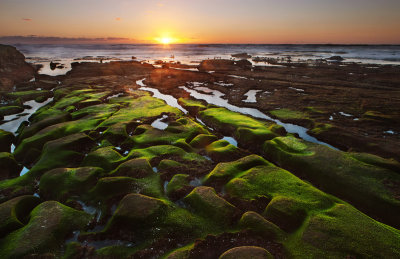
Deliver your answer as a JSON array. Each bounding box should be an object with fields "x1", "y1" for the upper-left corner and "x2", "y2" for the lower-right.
[{"x1": 0, "y1": 45, "x2": 400, "y2": 258}]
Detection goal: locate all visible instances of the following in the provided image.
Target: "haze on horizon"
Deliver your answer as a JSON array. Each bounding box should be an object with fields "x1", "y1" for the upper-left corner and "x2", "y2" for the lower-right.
[{"x1": 0, "y1": 0, "x2": 399, "y2": 44}]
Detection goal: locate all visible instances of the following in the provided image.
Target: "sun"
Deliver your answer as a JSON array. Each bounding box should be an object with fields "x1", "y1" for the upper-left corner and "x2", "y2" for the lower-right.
[{"x1": 160, "y1": 37, "x2": 172, "y2": 45}]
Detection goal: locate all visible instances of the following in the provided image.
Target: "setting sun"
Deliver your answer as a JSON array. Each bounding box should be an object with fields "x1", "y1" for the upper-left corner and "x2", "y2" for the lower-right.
[{"x1": 161, "y1": 37, "x2": 171, "y2": 44}]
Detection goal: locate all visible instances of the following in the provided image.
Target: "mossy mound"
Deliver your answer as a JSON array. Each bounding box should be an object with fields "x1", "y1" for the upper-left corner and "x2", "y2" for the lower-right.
[
  {"x1": 189, "y1": 134, "x2": 218, "y2": 149},
  {"x1": 110, "y1": 158, "x2": 154, "y2": 178},
  {"x1": 39, "y1": 167, "x2": 103, "y2": 201},
  {"x1": 205, "y1": 140, "x2": 243, "y2": 162},
  {"x1": 106, "y1": 193, "x2": 168, "y2": 230},
  {"x1": 0, "y1": 152, "x2": 21, "y2": 180},
  {"x1": 0, "y1": 195, "x2": 41, "y2": 238},
  {"x1": 239, "y1": 211, "x2": 285, "y2": 240},
  {"x1": 178, "y1": 98, "x2": 207, "y2": 114},
  {"x1": 99, "y1": 94, "x2": 181, "y2": 128},
  {"x1": 184, "y1": 186, "x2": 238, "y2": 225},
  {"x1": 219, "y1": 246, "x2": 273, "y2": 259},
  {"x1": 218, "y1": 156, "x2": 400, "y2": 258},
  {"x1": 302, "y1": 204, "x2": 400, "y2": 258},
  {"x1": 0, "y1": 201, "x2": 92, "y2": 258},
  {"x1": 199, "y1": 107, "x2": 285, "y2": 150},
  {"x1": 203, "y1": 155, "x2": 270, "y2": 186},
  {"x1": 130, "y1": 117, "x2": 209, "y2": 149},
  {"x1": 263, "y1": 136, "x2": 400, "y2": 228},
  {"x1": 166, "y1": 174, "x2": 192, "y2": 200},
  {"x1": 82, "y1": 146, "x2": 124, "y2": 171},
  {"x1": 0, "y1": 130, "x2": 14, "y2": 152}
]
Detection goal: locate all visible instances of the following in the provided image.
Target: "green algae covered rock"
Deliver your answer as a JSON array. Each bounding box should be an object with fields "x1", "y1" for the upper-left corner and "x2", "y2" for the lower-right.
[
  {"x1": 263, "y1": 196, "x2": 308, "y2": 232},
  {"x1": 107, "y1": 193, "x2": 168, "y2": 230},
  {"x1": 0, "y1": 195, "x2": 41, "y2": 238},
  {"x1": 239, "y1": 211, "x2": 285, "y2": 240},
  {"x1": 110, "y1": 158, "x2": 154, "y2": 178},
  {"x1": 0, "y1": 201, "x2": 92, "y2": 258},
  {"x1": 184, "y1": 186, "x2": 237, "y2": 225},
  {"x1": 99, "y1": 95, "x2": 181, "y2": 128},
  {"x1": 82, "y1": 146, "x2": 124, "y2": 171},
  {"x1": 219, "y1": 246, "x2": 273, "y2": 259},
  {"x1": 0, "y1": 152, "x2": 20, "y2": 180},
  {"x1": 203, "y1": 155, "x2": 270, "y2": 186},
  {"x1": 0, "y1": 130, "x2": 14, "y2": 152},
  {"x1": 205, "y1": 140, "x2": 242, "y2": 161},
  {"x1": 39, "y1": 167, "x2": 103, "y2": 201},
  {"x1": 199, "y1": 107, "x2": 285, "y2": 150},
  {"x1": 178, "y1": 98, "x2": 207, "y2": 114},
  {"x1": 263, "y1": 135, "x2": 400, "y2": 228},
  {"x1": 189, "y1": 134, "x2": 218, "y2": 148},
  {"x1": 6, "y1": 90, "x2": 52, "y2": 102},
  {"x1": 166, "y1": 174, "x2": 192, "y2": 200},
  {"x1": 302, "y1": 204, "x2": 400, "y2": 258}
]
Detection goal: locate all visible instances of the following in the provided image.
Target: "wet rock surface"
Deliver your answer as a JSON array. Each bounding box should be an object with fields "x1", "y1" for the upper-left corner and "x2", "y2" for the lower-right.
[{"x1": 0, "y1": 50, "x2": 400, "y2": 258}]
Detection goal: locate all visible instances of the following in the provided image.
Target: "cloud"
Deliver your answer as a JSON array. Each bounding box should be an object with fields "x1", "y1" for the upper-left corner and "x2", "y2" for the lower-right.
[
  {"x1": 157, "y1": 3, "x2": 165, "y2": 7},
  {"x1": 115, "y1": 17, "x2": 121, "y2": 21},
  {"x1": 22, "y1": 18, "x2": 32, "y2": 22},
  {"x1": 0, "y1": 36, "x2": 146, "y2": 44}
]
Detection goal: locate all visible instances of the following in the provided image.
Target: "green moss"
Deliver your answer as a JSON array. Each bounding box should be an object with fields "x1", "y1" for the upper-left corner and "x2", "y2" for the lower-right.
[
  {"x1": 263, "y1": 136, "x2": 400, "y2": 227},
  {"x1": 203, "y1": 155, "x2": 270, "y2": 185},
  {"x1": 269, "y1": 108, "x2": 308, "y2": 120},
  {"x1": 239, "y1": 211, "x2": 285, "y2": 240},
  {"x1": 184, "y1": 186, "x2": 237, "y2": 225},
  {"x1": 0, "y1": 201, "x2": 92, "y2": 258},
  {"x1": 310, "y1": 123, "x2": 333, "y2": 135},
  {"x1": 0, "y1": 195, "x2": 41, "y2": 238},
  {"x1": 189, "y1": 134, "x2": 218, "y2": 148},
  {"x1": 205, "y1": 140, "x2": 241, "y2": 161},
  {"x1": 106, "y1": 193, "x2": 168, "y2": 231},
  {"x1": 0, "y1": 152, "x2": 21, "y2": 180},
  {"x1": 39, "y1": 167, "x2": 103, "y2": 201},
  {"x1": 130, "y1": 117, "x2": 208, "y2": 149},
  {"x1": 110, "y1": 158, "x2": 154, "y2": 178},
  {"x1": 99, "y1": 95, "x2": 181, "y2": 128},
  {"x1": 127, "y1": 145, "x2": 206, "y2": 164},
  {"x1": 301, "y1": 204, "x2": 400, "y2": 258},
  {"x1": 166, "y1": 174, "x2": 190, "y2": 196},
  {"x1": 6, "y1": 90, "x2": 51, "y2": 102},
  {"x1": 178, "y1": 98, "x2": 207, "y2": 114},
  {"x1": 0, "y1": 130, "x2": 14, "y2": 153},
  {"x1": 199, "y1": 108, "x2": 284, "y2": 148},
  {"x1": 82, "y1": 146, "x2": 124, "y2": 171},
  {"x1": 362, "y1": 111, "x2": 395, "y2": 122}
]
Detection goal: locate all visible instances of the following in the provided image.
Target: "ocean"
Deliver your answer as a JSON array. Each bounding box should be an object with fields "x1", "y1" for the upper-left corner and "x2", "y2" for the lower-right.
[{"x1": 11, "y1": 44, "x2": 400, "y2": 76}]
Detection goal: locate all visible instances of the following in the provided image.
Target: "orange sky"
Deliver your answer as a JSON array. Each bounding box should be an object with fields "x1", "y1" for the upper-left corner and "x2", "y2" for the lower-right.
[{"x1": 0, "y1": 0, "x2": 399, "y2": 44}]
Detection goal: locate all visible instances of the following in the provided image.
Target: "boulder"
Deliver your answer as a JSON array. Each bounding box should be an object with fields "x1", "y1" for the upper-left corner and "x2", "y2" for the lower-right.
[{"x1": 0, "y1": 45, "x2": 35, "y2": 90}]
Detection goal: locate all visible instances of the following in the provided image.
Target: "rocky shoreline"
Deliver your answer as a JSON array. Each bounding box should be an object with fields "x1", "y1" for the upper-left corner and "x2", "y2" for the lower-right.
[{"x1": 0, "y1": 45, "x2": 399, "y2": 258}]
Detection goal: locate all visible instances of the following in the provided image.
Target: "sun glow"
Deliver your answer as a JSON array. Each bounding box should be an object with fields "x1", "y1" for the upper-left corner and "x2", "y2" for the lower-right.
[{"x1": 155, "y1": 34, "x2": 177, "y2": 45}]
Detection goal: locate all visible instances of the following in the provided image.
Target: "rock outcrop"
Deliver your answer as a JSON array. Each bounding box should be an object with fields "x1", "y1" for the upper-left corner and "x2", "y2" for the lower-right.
[{"x1": 0, "y1": 45, "x2": 35, "y2": 90}]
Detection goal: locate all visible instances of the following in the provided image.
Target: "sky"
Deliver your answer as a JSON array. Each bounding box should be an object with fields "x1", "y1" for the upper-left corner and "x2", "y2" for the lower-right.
[{"x1": 0, "y1": 0, "x2": 399, "y2": 44}]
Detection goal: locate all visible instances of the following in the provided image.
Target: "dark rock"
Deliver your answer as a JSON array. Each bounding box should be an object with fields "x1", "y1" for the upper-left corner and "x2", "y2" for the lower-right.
[
  {"x1": 327, "y1": 56, "x2": 344, "y2": 61},
  {"x1": 0, "y1": 45, "x2": 35, "y2": 90},
  {"x1": 231, "y1": 53, "x2": 252, "y2": 59}
]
